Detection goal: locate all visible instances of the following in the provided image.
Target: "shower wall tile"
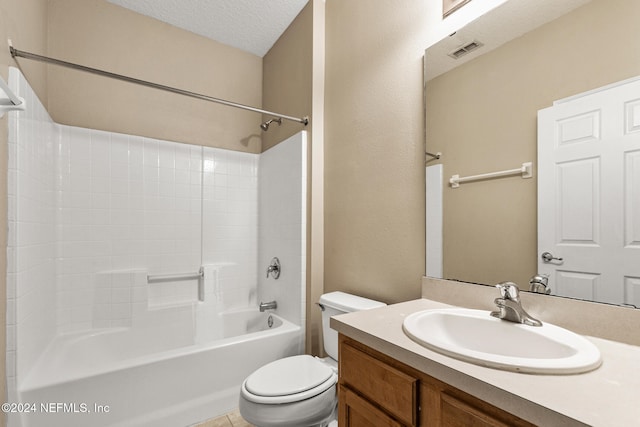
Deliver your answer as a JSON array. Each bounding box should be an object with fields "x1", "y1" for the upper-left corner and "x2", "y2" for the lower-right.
[
  {"x1": 202, "y1": 147, "x2": 259, "y2": 309},
  {"x1": 258, "y1": 131, "x2": 307, "y2": 343},
  {"x1": 6, "y1": 68, "x2": 58, "y2": 389},
  {"x1": 54, "y1": 128, "x2": 260, "y2": 323},
  {"x1": 56, "y1": 129, "x2": 205, "y2": 330},
  {"x1": 92, "y1": 270, "x2": 147, "y2": 328}
]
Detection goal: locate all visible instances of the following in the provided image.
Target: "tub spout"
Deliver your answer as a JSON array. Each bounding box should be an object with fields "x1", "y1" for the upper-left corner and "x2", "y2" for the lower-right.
[{"x1": 259, "y1": 301, "x2": 277, "y2": 312}]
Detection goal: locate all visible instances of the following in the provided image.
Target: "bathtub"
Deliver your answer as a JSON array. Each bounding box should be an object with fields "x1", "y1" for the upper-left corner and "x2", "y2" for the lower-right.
[{"x1": 14, "y1": 309, "x2": 301, "y2": 427}]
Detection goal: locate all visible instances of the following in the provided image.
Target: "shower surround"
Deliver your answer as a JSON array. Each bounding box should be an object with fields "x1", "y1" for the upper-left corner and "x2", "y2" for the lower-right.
[{"x1": 6, "y1": 68, "x2": 307, "y2": 426}]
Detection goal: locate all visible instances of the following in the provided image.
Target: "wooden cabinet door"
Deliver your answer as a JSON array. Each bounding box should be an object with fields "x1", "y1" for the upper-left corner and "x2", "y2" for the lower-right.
[
  {"x1": 420, "y1": 382, "x2": 537, "y2": 427},
  {"x1": 340, "y1": 342, "x2": 417, "y2": 426},
  {"x1": 440, "y1": 393, "x2": 512, "y2": 427},
  {"x1": 339, "y1": 335, "x2": 537, "y2": 427},
  {"x1": 339, "y1": 385, "x2": 405, "y2": 427}
]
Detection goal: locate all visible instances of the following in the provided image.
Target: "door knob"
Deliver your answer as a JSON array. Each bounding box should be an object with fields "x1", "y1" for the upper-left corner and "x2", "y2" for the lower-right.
[{"x1": 541, "y1": 252, "x2": 563, "y2": 263}]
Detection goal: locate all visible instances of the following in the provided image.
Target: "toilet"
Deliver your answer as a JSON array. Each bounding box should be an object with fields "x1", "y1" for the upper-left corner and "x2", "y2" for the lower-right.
[{"x1": 239, "y1": 291, "x2": 386, "y2": 427}]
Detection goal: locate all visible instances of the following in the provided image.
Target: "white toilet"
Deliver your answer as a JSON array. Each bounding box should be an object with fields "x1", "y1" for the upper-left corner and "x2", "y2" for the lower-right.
[{"x1": 239, "y1": 291, "x2": 386, "y2": 427}]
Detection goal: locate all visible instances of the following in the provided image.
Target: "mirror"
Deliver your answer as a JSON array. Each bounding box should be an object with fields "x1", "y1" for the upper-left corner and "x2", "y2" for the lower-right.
[{"x1": 425, "y1": 0, "x2": 640, "y2": 306}]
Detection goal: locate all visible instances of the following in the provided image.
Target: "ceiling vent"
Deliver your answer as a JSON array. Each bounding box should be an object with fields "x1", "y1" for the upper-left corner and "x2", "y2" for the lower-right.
[{"x1": 448, "y1": 40, "x2": 484, "y2": 59}]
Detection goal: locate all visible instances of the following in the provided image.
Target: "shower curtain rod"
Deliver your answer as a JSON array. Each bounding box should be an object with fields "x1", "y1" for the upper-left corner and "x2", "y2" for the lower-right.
[{"x1": 9, "y1": 45, "x2": 309, "y2": 126}]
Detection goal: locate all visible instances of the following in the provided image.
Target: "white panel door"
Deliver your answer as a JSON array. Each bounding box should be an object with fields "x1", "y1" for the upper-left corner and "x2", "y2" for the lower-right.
[{"x1": 538, "y1": 77, "x2": 640, "y2": 306}]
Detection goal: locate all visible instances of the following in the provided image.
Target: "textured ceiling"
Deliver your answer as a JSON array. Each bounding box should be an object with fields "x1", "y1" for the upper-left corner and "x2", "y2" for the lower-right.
[{"x1": 106, "y1": 0, "x2": 309, "y2": 57}]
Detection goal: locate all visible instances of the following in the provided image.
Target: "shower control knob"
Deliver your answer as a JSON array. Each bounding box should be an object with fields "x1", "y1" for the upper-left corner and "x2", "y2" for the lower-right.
[{"x1": 266, "y1": 257, "x2": 281, "y2": 279}]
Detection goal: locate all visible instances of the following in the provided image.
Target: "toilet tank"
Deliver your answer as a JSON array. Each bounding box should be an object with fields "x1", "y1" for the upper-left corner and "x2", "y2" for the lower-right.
[{"x1": 319, "y1": 291, "x2": 386, "y2": 360}]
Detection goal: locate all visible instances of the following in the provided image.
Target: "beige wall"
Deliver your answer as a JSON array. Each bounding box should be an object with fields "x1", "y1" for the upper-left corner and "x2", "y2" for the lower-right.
[
  {"x1": 0, "y1": 1, "x2": 49, "y2": 423},
  {"x1": 262, "y1": 3, "x2": 313, "y2": 153},
  {"x1": 426, "y1": 0, "x2": 640, "y2": 287},
  {"x1": 324, "y1": 1, "x2": 429, "y2": 304},
  {"x1": 46, "y1": 0, "x2": 263, "y2": 153},
  {"x1": 0, "y1": 0, "x2": 48, "y2": 102}
]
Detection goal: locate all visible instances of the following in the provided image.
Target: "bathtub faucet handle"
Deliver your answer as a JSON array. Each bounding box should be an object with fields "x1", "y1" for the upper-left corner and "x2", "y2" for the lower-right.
[{"x1": 266, "y1": 257, "x2": 281, "y2": 279}]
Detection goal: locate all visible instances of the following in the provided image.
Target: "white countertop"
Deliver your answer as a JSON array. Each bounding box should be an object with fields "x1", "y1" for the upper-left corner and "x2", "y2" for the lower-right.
[{"x1": 331, "y1": 298, "x2": 640, "y2": 427}]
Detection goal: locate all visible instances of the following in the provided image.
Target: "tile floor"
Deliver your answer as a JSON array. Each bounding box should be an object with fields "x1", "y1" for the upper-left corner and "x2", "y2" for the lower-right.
[{"x1": 194, "y1": 409, "x2": 254, "y2": 427}]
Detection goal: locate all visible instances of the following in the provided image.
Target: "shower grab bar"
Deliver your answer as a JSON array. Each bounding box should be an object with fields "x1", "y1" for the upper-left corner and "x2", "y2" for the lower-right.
[
  {"x1": 147, "y1": 268, "x2": 205, "y2": 302},
  {"x1": 450, "y1": 162, "x2": 532, "y2": 188},
  {"x1": 147, "y1": 270, "x2": 203, "y2": 283},
  {"x1": 0, "y1": 73, "x2": 26, "y2": 118},
  {"x1": 9, "y1": 44, "x2": 309, "y2": 126}
]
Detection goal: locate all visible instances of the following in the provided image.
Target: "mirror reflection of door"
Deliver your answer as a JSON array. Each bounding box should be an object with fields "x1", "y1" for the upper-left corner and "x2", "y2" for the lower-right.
[
  {"x1": 443, "y1": 0, "x2": 472, "y2": 17},
  {"x1": 537, "y1": 77, "x2": 640, "y2": 306}
]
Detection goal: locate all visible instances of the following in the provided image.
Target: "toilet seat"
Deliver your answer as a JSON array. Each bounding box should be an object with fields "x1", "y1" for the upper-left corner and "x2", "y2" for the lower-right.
[{"x1": 241, "y1": 355, "x2": 338, "y2": 404}]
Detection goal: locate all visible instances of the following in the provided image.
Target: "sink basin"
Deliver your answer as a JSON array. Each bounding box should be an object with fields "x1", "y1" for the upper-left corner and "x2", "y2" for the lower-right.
[{"x1": 403, "y1": 308, "x2": 601, "y2": 374}]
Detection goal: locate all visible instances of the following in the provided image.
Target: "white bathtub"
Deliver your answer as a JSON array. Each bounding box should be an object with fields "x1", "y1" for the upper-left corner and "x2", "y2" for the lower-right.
[{"x1": 15, "y1": 309, "x2": 301, "y2": 427}]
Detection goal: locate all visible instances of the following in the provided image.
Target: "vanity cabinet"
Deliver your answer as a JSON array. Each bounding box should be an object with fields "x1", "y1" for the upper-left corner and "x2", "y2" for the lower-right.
[{"x1": 338, "y1": 335, "x2": 536, "y2": 427}]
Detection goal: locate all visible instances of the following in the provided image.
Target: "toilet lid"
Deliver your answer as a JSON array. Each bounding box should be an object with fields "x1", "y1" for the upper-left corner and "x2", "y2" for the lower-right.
[{"x1": 245, "y1": 355, "x2": 334, "y2": 397}]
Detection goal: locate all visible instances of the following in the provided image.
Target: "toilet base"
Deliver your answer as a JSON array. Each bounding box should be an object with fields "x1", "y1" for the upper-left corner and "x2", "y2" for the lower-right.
[{"x1": 239, "y1": 384, "x2": 336, "y2": 427}]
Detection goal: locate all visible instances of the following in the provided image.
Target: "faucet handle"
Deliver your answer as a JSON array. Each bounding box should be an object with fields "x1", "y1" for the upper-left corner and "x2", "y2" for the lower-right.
[
  {"x1": 495, "y1": 282, "x2": 520, "y2": 300},
  {"x1": 266, "y1": 257, "x2": 281, "y2": 279},
  {"x1": 529, "y1": 274, "x2": 551, "y2": 294},
  {"x1": 529, "y1": 274, "x2": 549, "y2": 286}
]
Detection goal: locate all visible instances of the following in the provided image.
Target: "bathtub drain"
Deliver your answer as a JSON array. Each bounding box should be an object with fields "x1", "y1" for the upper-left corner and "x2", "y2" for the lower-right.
[{"x1": 267, "y1": 315, "x2": 274, "y2": 328}]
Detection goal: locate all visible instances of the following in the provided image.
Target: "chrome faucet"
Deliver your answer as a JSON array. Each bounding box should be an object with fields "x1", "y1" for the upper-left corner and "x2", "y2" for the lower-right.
[
  {"x1": 259, "y1": 301, "x2": 277, "y2": 312},
  {"x1": 490, "y1": 282, "x2": 542, "y2": 327},
  {"x1": 529, "y1": 274, "x2": 551, "y2": 294}
]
